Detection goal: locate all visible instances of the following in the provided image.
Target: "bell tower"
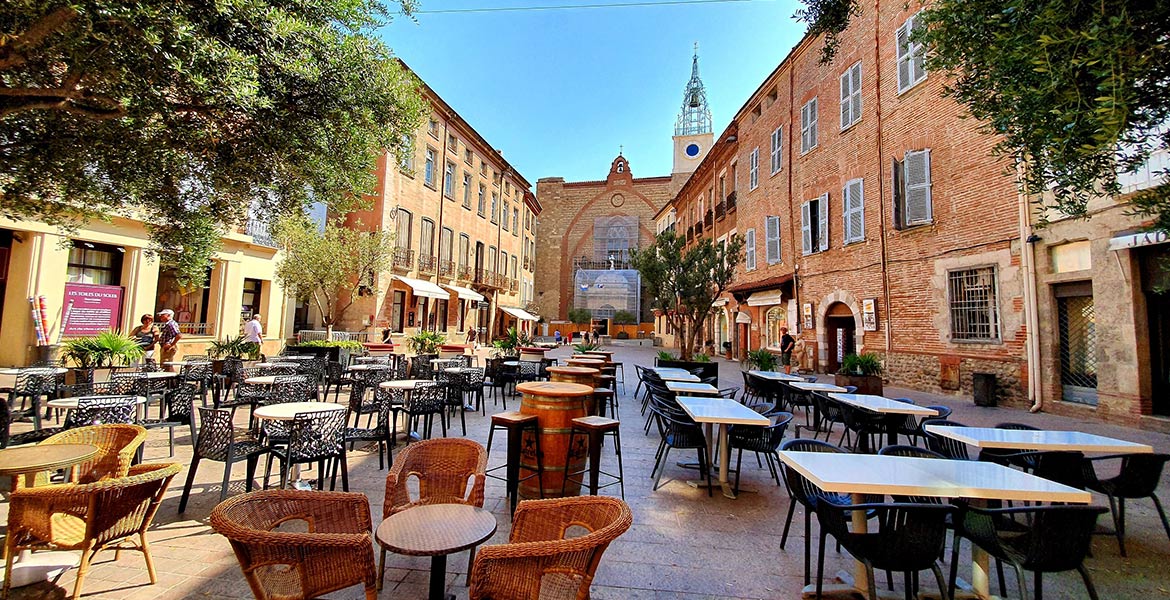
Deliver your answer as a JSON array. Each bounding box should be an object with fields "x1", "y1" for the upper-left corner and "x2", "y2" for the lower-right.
[{"x1": 672, "y1": 43, "x2": 715, "y2": 175}]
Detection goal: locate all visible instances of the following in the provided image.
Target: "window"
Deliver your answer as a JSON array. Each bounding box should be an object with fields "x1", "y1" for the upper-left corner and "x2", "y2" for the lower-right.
[
  {"x1": 745, "y1": 228, "x2": 757, "y2": 270},
  {"x1": 462, "y1": 173, "x2": 472, "y2": 208},
  {"x1": 439, "y1": 227, "x2": 453, "y2": 265},
  {"x1": 67, "y1": 241, "x2": 123, "y2": 285},
  {"x1": 893, "y1": 149, "x2": 933, "y2": 228},
  {"x1": 499, "y1": 251, "x2": 508, "y2": 274},
  {"x1": 447, "y1": 133, "x2": 457, "y2": 153},
  {"x1": 510, "y1": 255, "x2": 518, "y2": 280},
  {"x1": 897, "y1": 13, "x2": 927, "y2": 92},
  {"x1": 465, "y1": 149, "x2": 474, "y2": 164},
  {"x1": 490, "y1": 192, "x2": 499, "y2": 223},
  {"x1": 480, "y1": 162, "x2": 487, "y2": 176},
  {"x1": 443, "y1": 161, "x2": 455, "y2": 198},
  {"x1": 427, "y1": 118, "x2": 439, "y2": 137},
  {"x1": 801, "y1": 98, "x2": 818, "y2": 154},
  {"x1": 800, "y1": 194, "x2": 829, "y2": 255},
  {"x1": 948, "y1": 267, "x2": 1000, "y2": 341},
  {"x1": 420, "y1": 218, "x2": 435, "y2": 256},
  {"x1": 501, "y1": 203, "x2": 509, "y2": 231},
  {"x1": 488, "y1": 246, "x2": 497, "y2": 272},
  {"x1": 458, "y1": 233, "x2": 470, "y2": 269},
  {"x1": 842, "y1": 178, "x2": 865, "y2": 244},
  {"x1": 765, "y1": 216, "x2": 782, "y2": 264},
  {"x1": 748, "y1": 148, "x2": 759, "y2": 190},
  {"x1": 765, "y1": 306, "x2": 787, "y2": 348},
  {"x1": 492, "y1": 171, "x2": 500, "y2": 187},
  {"x1": 512, "y1": 208, "x2": 519, "y2": 235},
  {"x1": 395, "y1": 209, "x2": 412, "y2": 248},
  {"x1": 477, "y1": 184, "x2": 486, "y2": 216},
  {"x1": 840, "y1": 62, "x2": 862, "y2": 129},
  {"x1": 730, "y1": 162, "x2": 738, "y2": 192},
  {"x1": 770, "y1": 127, "x2": 783, "y2": 174},
  {"x1": 424, "y1": 148, "x2": 437, "y2": 187}
]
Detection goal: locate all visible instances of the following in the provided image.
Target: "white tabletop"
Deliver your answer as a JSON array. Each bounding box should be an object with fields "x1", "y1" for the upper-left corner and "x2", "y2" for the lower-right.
[
  {"x1": 676, "y1": 396, "x2": 770, "y2": 426},
  {"x1": 430, "y1": 358, "x2": 462, "y2": 365},
  {"x1": 748, "y1": 370, "x2": 805, "y2": 382},
  {"x1": 163, "y1": 361, "x2": 209, "y2": 366},
  {"x1": 924, "y1": 425, "x2": 1154, "y2": 454},
  {"x1": 133, "y1": 371, "x2": 178, "y2": 379},
  {"x1": 665, "y1": 381, "x2": 719, "y2": 395},
  {"x1": 443, "y1": 367, "x2": 475, "y2": 374},
  {"x1": 654, "y1": 367, "x2": 692, "y2": 376},
  {"x1": 657, "y1": 372, "x2": 701, "y2": 383},
  {"x1": 778, "y1": 451, "x2": 1092, "y2": 504},
  {"x1": 347, "y1": 363, "x2": 392, "y2": 371},
  {"x1": 788, "y1": 381, "x2": 846, "y2": 393},
  {"x1": 47, "y1": 395, "x2": 148, "y2": 409},
  {"x1": 273, "y1": 355, "x2": 315, "y2": 360},
  {"x1": 253, "y1": 401, "x2": 345, "y2": 421},
  {"x1": 380, "y1": 379, "x2": 432, "y2": 390},
  {"x1": 829, "y1": 393, "x2": 939, "y2": 416},
  {"x1": 255, "y1": 362, "x2": 299, "y2": 368},
  {"x1": 244, "y1": 376, "x2": 278, "y2": 385},
  {"x1": 0, "y1": 367, "x2": 67, "y2": 376}
]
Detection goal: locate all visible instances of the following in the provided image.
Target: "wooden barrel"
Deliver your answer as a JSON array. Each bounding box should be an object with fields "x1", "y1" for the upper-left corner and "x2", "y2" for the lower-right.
[
  {"x1": 517, "y1": 381, "x2": 594, "y2": 499},
  {"x1": 438, "y1": 346, "x2": 465, "y2": 360},
  {"x1": 518, "y1": 347, "x2": 546, "y2": 362},
  {"x1": 548, "y1": 366, "x2": 599, "y2": 415},
  {"x1": 566, "y1": 357, "x2": 605, "y2": 369}
]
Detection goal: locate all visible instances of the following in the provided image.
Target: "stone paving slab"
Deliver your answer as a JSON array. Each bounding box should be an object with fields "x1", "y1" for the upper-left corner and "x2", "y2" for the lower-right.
[{"x1": 1, "y1": 344, "x2": 1168, "y2": 599}]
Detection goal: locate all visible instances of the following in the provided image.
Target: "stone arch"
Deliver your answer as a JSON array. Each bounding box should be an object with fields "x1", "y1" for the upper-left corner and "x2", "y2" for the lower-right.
[{"x1": 815, "y1": 289, "x2": 864, "y2": 367}]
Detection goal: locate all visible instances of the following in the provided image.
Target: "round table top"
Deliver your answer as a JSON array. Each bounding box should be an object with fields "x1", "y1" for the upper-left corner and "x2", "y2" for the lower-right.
[
  {"x1": 162, "y1": 361, "x2": 210, "y2": 366},
  {"x1": 244, "y1": 376, "x2": 278, "y2": 385},
  {"x1": 273, "y1": 355, "x2": 316, "y2": 360},
  {"x1": 380, "y1": 379, "x2": 431, "y2": 390},
  {"x1": 255, "y1": 362, "x2": 300, "y2": 368},
  {"x1": 502, "y1": 360, "x2": 520, "y2": 367},
  {"x1": 253, "y1": 401, "x2": 346, "y2": 421},
  {"x1": 0, "y1": 444, "x2": 98, "y2": 476},
  {"x1": 584, "y1": 351, "x2": 613, "y2": 356},
  {"x1": 516, "y1": 381, "x2": 594, "y2": 397},
  {"x1": 547, "y1": 366, "x2": 600, "y2": 375},
  {"x1": 47, "y1": 395, "x2": 148, "y2": 409},
  {"x1": 347, "y1": 364, "x2": 392, "y2": 371},
  {"x1": 0, "y1": 367, "x2": 67, "y2": 376},
  {"x1": 566, "y1": 358, "x2": 605, "y2": 367},
  {"x1": 430, "y1": 358, "x2": 462, "y2": 365},
  {"x1": 443, "y1": 367, "x2": 475, "y2": 374},
  {"x1": 377, "y1": 504, "x2": 497, "y2": 557},
  {"x1": 132, "y1": 371, "x2": 178, "y2": 379}
]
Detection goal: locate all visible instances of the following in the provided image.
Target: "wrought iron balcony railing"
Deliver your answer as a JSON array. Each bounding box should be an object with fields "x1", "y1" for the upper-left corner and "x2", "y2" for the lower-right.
[
  {"x1": 704, "y1": 209, "x2": 713, "y2": 228},
  {"x1": 417, "y1": 254, "x2": 437, "y2": 274},
  {"x1": 726, "y1": 191, "x2": 737, "y2": 213},
  {"x1": 457, "y1": 265, "x2": 473, "y2": 281},
  {"x1": 244, "y1": 220, "x2": 277, "y2": 247},
  {"x1": 392, "y1": 247, "x2": 414, "y2": 271},
  {"x1": 438, "y1": 260, "x2": 456, "y2": 278},
  {"x1": 715, "y1": 200, "x2": 726, "y2": 221}
]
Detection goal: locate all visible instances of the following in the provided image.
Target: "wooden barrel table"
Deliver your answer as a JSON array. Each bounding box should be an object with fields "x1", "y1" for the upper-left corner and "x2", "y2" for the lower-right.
[
  {"x1": 518, "y1": 347, "x2": 547, "y2": 363},
  {"x1": 547, "y1": 366, "x2": 600, "y2": 415},
  {"x1": 438, "y1": 345, "x2": 466, "y2": 360},
  {"x1": 516, "y1": 381, "x2": 594, "y2": 499},
  {"x1": 566, "y1": 357, "x2": 605, "y2": 369}
]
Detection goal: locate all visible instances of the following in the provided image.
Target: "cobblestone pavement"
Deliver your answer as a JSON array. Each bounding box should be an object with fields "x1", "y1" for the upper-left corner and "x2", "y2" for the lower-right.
[{"x1": 3, "y1": 344, "x2": 1169, "y2": 599}]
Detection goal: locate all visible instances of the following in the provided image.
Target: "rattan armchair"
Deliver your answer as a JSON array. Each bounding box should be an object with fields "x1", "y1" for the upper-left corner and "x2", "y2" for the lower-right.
[
  {"x1": 2, "y1": 462, "x2": 181, "y2": 600},
  {"x1": 210, "y1": 490, "x2": 378, "y2": 600},
  {"x1": 468, "y1": 496, "x2": 633, "y2": 600},
  {"x1": 41, "y1": 424, "x2": 147, "y2": 484}
]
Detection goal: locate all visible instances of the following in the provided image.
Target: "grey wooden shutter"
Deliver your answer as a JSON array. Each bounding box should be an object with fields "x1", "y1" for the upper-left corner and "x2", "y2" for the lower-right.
[
  {"x1": 745, "y1": 228, "x2": 756, "y2": 270},
  {"x1": 766, "y1": 216, "x2": 781, "y2": 264},
  {"x1": 843, "y1": 179, "x2": 864, "y2": 243},
  {"x1": 850, "y1": 64, "x2": 862, "y2": 124},
  {"x1": 896, "y1": 22, "x2": 912, "y2": 91},
  {"x1": 892, "y1": 158, "x2": 904, "y2": 229},
  {"x1": 840, "y1": 70, "x2": 852, "y2": 129},
  {"x1": 801, "y1": 202, "x2": 812, "y2": 255},
  {"x1": 817, "y1": 193, "x2": 830, "y2": 251},
  {"x1": 904, "y1": 149, "x2": 932, "y2": 225}
]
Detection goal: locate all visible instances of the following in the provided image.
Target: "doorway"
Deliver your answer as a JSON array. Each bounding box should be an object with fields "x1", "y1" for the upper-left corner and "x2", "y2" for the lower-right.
[
  {"x1": 390, "y1": 291, "x2": 405, "y2": 333},
  {"x1": 824, "y1": 302, "x2": 856, "y2": 373},
  {"x1": 1142, "y1": 247, "x2": 1170, "y2": 415}
]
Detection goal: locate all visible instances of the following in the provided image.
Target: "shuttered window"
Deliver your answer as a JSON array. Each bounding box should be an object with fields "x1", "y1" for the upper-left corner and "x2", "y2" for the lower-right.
[
  {"x1": 800, "y1": 195, "x2": 829, "y2": 255},
  {"x1": 800, "y1": 98, "x2": 818, "y2": 154},
  {"x1": 896, "y1": 14, "x2": 927, "y2": 93},
  {"x1": 840, "y1": 62, "x2": 862, "y2": 129},
  {"x1": 770, "y1": 126, "x2": 783, "y2": 174},
  {"x1": 893, "y1": 149, "x2": 933, "y2": 228},
  {"x1": 745, "y1": 228, "x2": 757, "y2": 270},
  {"x1": 842, "y1": 178, "x2": 865, "y2": 244},
  {"x1": 749, "y1": 148, "x2": 760, "y2": 190},
  {"x1": 817, "y1": 193, "x2": 829, "y2": 251},
  {"x1": 765, "y1": 216, "x2": 782, "y2": 264}
]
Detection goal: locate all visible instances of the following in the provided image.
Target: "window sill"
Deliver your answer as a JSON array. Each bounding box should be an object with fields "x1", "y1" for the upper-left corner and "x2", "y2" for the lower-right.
[
  {"x1": 840, "y1": 120, "x2": 861, "y2": 133},
  {"x1": 896, "y1": 77, "x2": 927, "y2": 97},
  {"x1": 424, "y1": 182, "x2": 437, "y2": 191},
  {"x1": 800, "y1": 145, "x2": 817, "y2": 156},
  {"x1": 949, "y1": 338, "x2": 1003, "y2": 346},
  {"x1": 770, "y1": 169, "x2": 782, "y2": 178},
  {"x1": 843, "y1": 237, "x2": 866, "y2": 246}
]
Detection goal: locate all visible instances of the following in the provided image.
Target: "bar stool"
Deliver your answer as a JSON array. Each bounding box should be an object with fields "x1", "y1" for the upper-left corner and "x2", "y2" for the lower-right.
[
  {"x1": 563, "y1": 416, "x2": 625, "y2": 499},
  {"x1": 485, "y1": 411, "x2": 544, "y2": 515},
  {"x1": 612, "y1": 362, "x2": 626, "y2": 392},
  {"x1": 592, "y1": 388, "x2": 616, "y2": 418}
]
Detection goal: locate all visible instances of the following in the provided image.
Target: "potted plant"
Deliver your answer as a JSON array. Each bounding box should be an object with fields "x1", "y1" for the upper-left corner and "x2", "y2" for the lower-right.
[
  {"x1": 62, "y1": 332, "x2": 145, "y2": 383},
  {"x1": 745, "y1": 348, "x2": 779, "y2": 372},
  {"x1": 492, "y1": 327, "x2": 526, "y2": 358},
  {"x1": 207, "y1": 335, "x2": 262, "y2": 373},
  {"x1": 837, "y1": 352, "x2": 884, "y2": 395},
  {"x1": 405, "y1": 330, "x2": 446, "y2": 356},
  {"x1": 572, "y1": 342, "x2": 601, "y2": 354},
  {"x1": 290, "y1": 339, "x2": 364, "y2": 365}
]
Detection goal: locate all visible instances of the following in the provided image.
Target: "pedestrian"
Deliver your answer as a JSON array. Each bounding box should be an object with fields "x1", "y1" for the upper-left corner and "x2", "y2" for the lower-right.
[
  {"x1": 129, "y1": 314, "x2": 158, "y2": 366},
  {"x1": 156, "y1": 309, "x2": 182, "y2": 371},
  {"x1": 780, "y1": 327, "x2": 796, "y2": 374},
  {"x1": 466, "y1": 327, "x2": 477, "y2": 347},
  {"x1": 554, "y1": 330, "x2": 561, "y2": 345},
  {"x1": 244, "y1": 313, "x2": 263, "y2": 357}
]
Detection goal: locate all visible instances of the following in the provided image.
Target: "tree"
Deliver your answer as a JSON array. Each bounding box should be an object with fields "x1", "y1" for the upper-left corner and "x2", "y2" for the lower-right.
[
  {"x1": 796, "y1": 0, "x2": 1170, "y2": 232},
  {"x1": 0, "y1": 0, "x2": 426, "y2": 286},
  {"x1": 273, "y1": 217, "x2": 393, "y2": 336},
  {"x1": 612, "y1": 310, "x2": 637, "y2": 325},
  {"x1": 567, "y1": 308, "x2": 593, "y2": 326},
  {"x1": 631, "y1": 231, "x2": 743, "y2": 361}
]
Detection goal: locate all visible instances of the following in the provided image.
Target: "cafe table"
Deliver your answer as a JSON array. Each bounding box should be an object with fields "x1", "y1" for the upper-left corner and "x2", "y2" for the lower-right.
[
  {"x1": 787, "y1": 381, "x2": 847, "y2": 393},
  {"x1": 656, "y1": 372, "x2": 701, "y2": 383},
  {"x1": 244, "y1": 375, "x2": 278, "y2": 386},
  {"x1": 664, "y1": 381, "x2": 720, "y2": 396},
  {"x1": 379, "y1": 380, "x2": 435, "y2": 440},
  {"x1": 0, "y1": 367, "x2": 67, "y2": 376},
  {"x1": 376, "y1": 503, "x2": 498, "y2": 598},
  {"x1": 254, "y1": 361, "x2": 299, "y2": 369},
  {"x1": 748, "y1": 370, "x2": 805, "y2": 382},
  {"x1": 828, "y1": 393, "x2": 939, "y2": 451},
  {"x1": 346, "y1": 363, "x2": 393, "y2": 372},
  {"x1": 777, "y1": 451, "x2": 1091, "y2": 599},
  {"x1": 47, "y1": 395, "x2": 149, "y2": 421},
  {"x1": 675, "y1": 395, "x2": 770, "y2": 499},
  {"x1": 654, "y1": 367, "x2": 692, "y2": 376},
  {"x1": 923, "y1": 425, "x2": 1154, "y2": 454},
  {"x1": 253, "y1": 402, "x2": 346, "y2": 489}
]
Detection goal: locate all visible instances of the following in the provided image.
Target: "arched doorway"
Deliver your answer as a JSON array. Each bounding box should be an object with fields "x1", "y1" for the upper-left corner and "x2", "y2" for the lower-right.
[
  {"x1": 715, "y1": 311, "x2": 728, "y2": 355},
  {"x1": 824, "y1": 302, "x2": 856, "y2": 373}
]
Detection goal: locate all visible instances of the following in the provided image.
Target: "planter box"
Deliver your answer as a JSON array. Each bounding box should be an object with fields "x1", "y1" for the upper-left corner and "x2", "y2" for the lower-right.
[
  {"x1": 836, "y1": 374, "x2": 883, "y2": 396},
  {"x1": 656, "y1": 359, "x2": 719, "y2": 381}
]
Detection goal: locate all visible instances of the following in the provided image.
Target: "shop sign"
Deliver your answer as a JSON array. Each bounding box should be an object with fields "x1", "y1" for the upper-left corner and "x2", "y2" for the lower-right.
[
  {"x1": 1108, "y1": 230, "x2": 1169, "y2": 251},
  {"x1": 862, "y1": 298, "x2": 878, "y2": 331},
  {"x1": 62, "y1": 283, "x2": 123, "y2": 336}
]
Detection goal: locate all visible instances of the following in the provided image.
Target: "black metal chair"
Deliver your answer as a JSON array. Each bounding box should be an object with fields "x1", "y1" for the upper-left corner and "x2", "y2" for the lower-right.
[
  {"x1": 816, "y1": 500, "x2": 954, "y2": 600},
  {"x1": 1085, "y1": 453, "x2": 1170, "y2": 556},
  {"x1": 484, "y1": 358, "x2": 515, "y2": 409},
  {"x1": 348, "y1": 368, "x2": 390, "y2": 428},
  {"x1": 728, "y1": 411, "x2": 793, "y2": 494},
  {"x1": 647, "y1": 393, "x2": 713, "y2": 496},
  {"x1": 391, "y1": 382, "x2": 447, "y2": 441},
  {"x1": 1, "y1": 368, "x2": 58, "y2": 429},
  {"x1": 179, "y1": 361, "x2": 213, "y2": 406},
  {"x1": 459, "y1": 367, "x2": 486, "y2": 413},
  {"x1": 922, "y1": 419, "x2": 970, "y2": 460},
  {"x1": 140, "y1": 383, "x2": 198, "y2": 457},
  {"x1": 436, "y1": 371, "x2": 468, "y2": 436},
  {"x1": 977, "y1": 422, "x2": 1041, "y2": 468},
  {"x1": 948, "y1": 504, "x2": 1107, "y2": 600},
  {"x1": 178, "y1": 407, "x2": 264, "y2": 512},
  {"x1": 323, "y1": 361, "x2": 354, "y2": 402},
  {"x1": 779, "y1": 438, "x2": 853, "y2": 586},
  {"x1": 344, "y1": 387, "x2": 396, "y2": 470},
  {"x1": 265, "y1": 409, "x2": 349, "y2": 491}
]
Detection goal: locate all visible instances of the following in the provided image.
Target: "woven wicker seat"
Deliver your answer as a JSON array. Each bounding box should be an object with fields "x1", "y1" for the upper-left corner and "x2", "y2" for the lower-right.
[
  {"x1": 2, "y1": 462, "x2": 181, "y2": 600},
  {"x1": 41, "y1": 424, "x2": 147, "y2": 484},
  {"x1": 210, "y1": 489, "x2": 378, "y2": 600},
  {"x1": 468, "y1": 496, "x2": 633, "y2": 600}
]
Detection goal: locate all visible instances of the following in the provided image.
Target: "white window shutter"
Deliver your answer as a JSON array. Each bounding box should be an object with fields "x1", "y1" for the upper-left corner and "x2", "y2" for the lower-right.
[
  {"x1": 765, "y1": 216, "x2": 781, "y2": 264},
  {"x1": 851, "y1": 64, "x2": 862, "y2": 123},
  {"x1": 745, "y1": 229, "x2": 756, "y2": 270},
  {"x1": 800, "y1": 202, "x2": 812, "y2": 255},
  {"x1": 896, "y1": 22, "x2": 911, "y2": 91},
  {"x1": 817, "y1": 193, "x2": 830, "y2": 251},
  {"x1": 904, "y1": 149, "x2": 933, "y2": 225},
  {"x1": 843, "y1": 179, "x2": 864, "y2": 242},
  {"x1": 840, "y1": 72, "x2": 851, "y2": 129},
  {"x1": 809, "y1": 98, "x2": 818, "y2": 148},
  {"x1": 771, "y1": 127, "x2": 782, "y2": 173}
]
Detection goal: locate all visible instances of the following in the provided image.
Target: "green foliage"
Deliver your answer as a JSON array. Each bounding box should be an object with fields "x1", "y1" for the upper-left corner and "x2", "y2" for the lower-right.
[
  {"x1": 692, "y1": 353, "x2": 712, "y2": 363},
  {"x1": 491, "y1": 326, "x2": 531, "y2": 357},
  {"x1": 208, "y1": 335, "x2": 260, "y2": 360},
  {"x1": 0, "y1": 0, "x2": 426, "y2": 285},
  {"x1": 632, "y1": 231, "x2": 743, "y2": 361},
  {"x1": 615, "y1": 331, "x2": 630, "y2": 340},
  {"x1": 274, "y1": 216, "x2": 394, "y2": 332},
  {"x1": 794, "y1": 0, "x2": 861, "y2": 64},
  {"x1": 612, "y1": 310, "x2": 637, "y2": 325},
  {"x1": 294, "y1": 339, "x2": 364, "y2": 350},
  {"x1": 745, "y1": 348, "x2": 779, "y2": 372},
  {"x1": 567, "y1": 308, "x2": 593, "y2": 325},
  {"x1": 657, "y1": 350, "x2": 677, "y2": 362},
  {"x1": 839, "y1": 353, "x2": 884, "y2": 376},
  {"x1": 573, "y1": 342, "x2": 602, "y2": 353},
  {"x1": 62, "y1": 332, "x2": 144, "y2": 368},
  {"x1": 404, "y1": 330, "x2": 445, "y2": 355}
]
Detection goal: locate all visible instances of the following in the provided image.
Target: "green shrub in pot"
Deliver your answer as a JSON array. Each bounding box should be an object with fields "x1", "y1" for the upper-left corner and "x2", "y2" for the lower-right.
[{"x1": 745, "y1": 348, "x2": 779, "y2": 372}]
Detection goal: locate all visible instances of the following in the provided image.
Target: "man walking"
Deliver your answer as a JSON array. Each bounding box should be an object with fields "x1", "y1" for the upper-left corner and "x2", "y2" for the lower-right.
[
  {"x1": 244, "y1": 313, "x2": 263, "y2": 348},
  {"x1": 780, "y1": 327, "x2": 796, "y2": 374},
  {"x1": 156, "y1": 309, "x2": 182, "y2": 371}
]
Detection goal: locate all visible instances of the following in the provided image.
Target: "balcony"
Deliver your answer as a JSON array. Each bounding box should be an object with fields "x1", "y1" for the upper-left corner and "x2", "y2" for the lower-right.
[
  {"x1": 694, "y1": 220, "x2": 703, "y2": 235},
  {"x1": 417, "y1": 255, "x2": 437, "y2": 275},
  {"x1": 726, "y1": 191, "x2": 737, "y2": 213},
  {"x1": 474, "y1": 268, "x2": 500, "y2": 289},
  {"x1": 686, "y1": 225, "x2": 694, "y2": 243},
  {"x1": 457, "y1": 265, "x2": 473, "y2": 282},
  {"x1": 715, "y1": 201, "x2": 726, "y2": 221},
  {"x1": 508, "y1": 278, "x2": 519, "y2": 292},
  {"x1": 244, "y1": 219, "x2": 277, "y2": 247},
  {"x1": 391, "y1": 247, "x2": 414, "y2": 271},
  {"x1": 438, "y1": 260, "x2": 456, "y2": 279},
  {"x1": 704, "y1": 209, "x2": 713, "y2": 229}
]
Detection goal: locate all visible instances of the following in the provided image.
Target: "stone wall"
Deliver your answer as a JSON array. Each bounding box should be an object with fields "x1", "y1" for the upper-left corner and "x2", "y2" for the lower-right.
[{"x1": 884, "y1": 351, "x2": 1028, "y2": 407}]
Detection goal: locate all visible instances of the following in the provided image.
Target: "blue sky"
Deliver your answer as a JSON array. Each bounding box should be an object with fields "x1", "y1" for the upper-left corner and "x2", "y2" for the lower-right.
[{"x1": 377, "y1": 0, "x2": 806, "y2": 186}]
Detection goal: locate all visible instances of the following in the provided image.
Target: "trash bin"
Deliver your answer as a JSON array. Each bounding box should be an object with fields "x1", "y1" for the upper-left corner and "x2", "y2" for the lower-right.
[{"x1": 973, "y1": 372, "x2": 997, "y2": 407}]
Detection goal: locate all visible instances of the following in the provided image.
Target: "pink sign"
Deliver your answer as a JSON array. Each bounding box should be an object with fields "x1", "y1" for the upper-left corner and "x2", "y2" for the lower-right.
[{"x1": 63, "y1": 283, "x2": 124, "y2": 336}]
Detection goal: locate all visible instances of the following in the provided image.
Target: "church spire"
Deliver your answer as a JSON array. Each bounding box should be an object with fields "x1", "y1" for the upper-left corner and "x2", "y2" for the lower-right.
[{"x1": 675, "y1": 42, "x2": 712, "y2": 136}]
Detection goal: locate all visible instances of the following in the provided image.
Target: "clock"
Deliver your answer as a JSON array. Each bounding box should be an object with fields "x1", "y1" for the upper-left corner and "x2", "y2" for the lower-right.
[
  {"x1": 611, "y1": 194, "x2": 624, "y2": 208},
  {"x1": 685, "y1": 143, "x2": 701, "y2": 157}
]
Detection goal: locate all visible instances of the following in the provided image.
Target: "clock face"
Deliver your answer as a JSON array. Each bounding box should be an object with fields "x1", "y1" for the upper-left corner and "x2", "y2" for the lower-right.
[
  {"x1": 610, "y1": 194, "x2": 625, "y2": 208},
  {"x1": 685, "y1": 143, "x2": 701, "y2": 157}
]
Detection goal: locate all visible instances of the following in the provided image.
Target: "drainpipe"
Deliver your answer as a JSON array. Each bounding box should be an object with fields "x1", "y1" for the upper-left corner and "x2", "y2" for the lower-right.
[
  {"x1": 1018, "y1": 162, "x2": 1043, "y2": 412},
  {"x1": 873, "y1": 0, "x2": 894, "y2": 358}
]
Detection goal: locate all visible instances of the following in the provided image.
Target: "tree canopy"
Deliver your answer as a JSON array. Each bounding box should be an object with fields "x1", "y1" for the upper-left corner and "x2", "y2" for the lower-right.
[
  {"x1": 0, "y1": 0, "x2": 426, "y2": 285},
  {"x1": 797, "y1": 0, "x2": 1170, "y2": 232},
  {"x1": 632, "y1": 231, "x2": 742, "y2": 361},
  {"x1": 273, "y1": 216, "x2": 394, "y2": 334},
  {"x1": 567, "y1": 308, "x2": 593, "y2": 326}
]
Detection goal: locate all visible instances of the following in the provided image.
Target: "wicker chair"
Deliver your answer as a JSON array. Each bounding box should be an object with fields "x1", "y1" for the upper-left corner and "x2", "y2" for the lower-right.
[
  {"x1": 468, "y1": 496, "x2": 633, "y2": 600},
  {"x1": 210, "y1": 490, "x2": 378, "y2": 600},
  {"x1": 2, "y1": 462, "x2": 181, "y2": 600},
  {"x1": 41, "y1": 424, "x2": 147, "y2": 484}
]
